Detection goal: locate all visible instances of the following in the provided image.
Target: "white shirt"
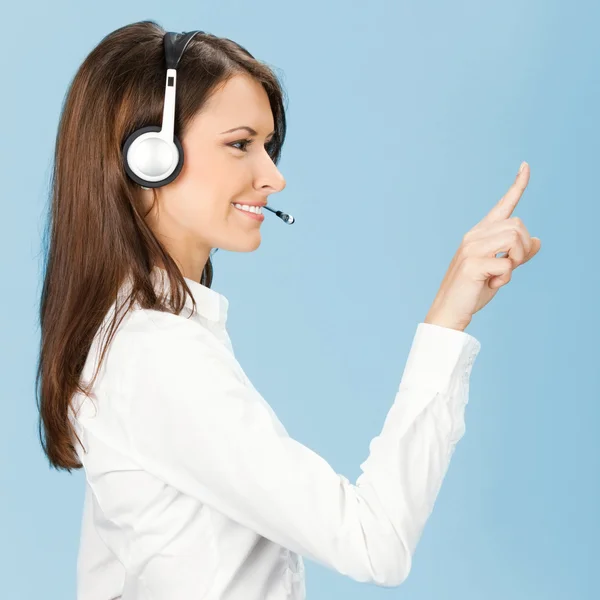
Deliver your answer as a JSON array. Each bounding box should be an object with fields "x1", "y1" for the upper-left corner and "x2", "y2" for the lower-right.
[{"x1": 70, "y1": 265, "x2": 481, "y2": 600}]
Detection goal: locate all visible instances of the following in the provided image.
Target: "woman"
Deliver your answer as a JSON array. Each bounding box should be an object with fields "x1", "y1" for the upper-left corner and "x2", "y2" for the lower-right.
[{"x1": 36, "y1": 20, "x2": 541, "y2": 600}]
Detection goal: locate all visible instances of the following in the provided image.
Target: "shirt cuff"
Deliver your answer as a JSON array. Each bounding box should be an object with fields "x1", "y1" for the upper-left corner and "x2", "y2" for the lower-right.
[{"x1": 399, "y1": 322, "x2": 482, "y2": 396}]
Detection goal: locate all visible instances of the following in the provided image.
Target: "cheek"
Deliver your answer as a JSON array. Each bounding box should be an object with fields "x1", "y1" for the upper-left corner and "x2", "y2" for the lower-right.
[
  {"x1": 170, "y1": 152, "x2": 246, "y2": 224},
  {"x1": 172, "y1": 193, "x2": 215, "y2": 228},
  {"x1": 169, "y1": 186, "x2": 233, "y2": 234}
]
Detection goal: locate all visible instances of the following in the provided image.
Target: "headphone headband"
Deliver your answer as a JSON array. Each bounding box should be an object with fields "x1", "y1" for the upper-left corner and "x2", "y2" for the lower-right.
[{"x1": 164, "y1": 31, "x2": 204, "y2": 70}]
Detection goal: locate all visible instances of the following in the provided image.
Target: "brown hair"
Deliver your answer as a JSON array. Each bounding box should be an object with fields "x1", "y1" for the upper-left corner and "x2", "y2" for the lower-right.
[{"x1": 36, "y1": 20, "x2": 288, "y2": 471}]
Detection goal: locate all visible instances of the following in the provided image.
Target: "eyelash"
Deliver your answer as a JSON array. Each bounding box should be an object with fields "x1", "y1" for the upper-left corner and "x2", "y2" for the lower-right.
[{"x1": 229, "y1": 138, "x2": 272, "y2": 153}]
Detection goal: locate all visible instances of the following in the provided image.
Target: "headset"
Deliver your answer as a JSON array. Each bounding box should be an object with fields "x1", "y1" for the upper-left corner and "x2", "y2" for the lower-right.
[{"x1": 122, "y1": 30, "x2": 294, "y2": 224}]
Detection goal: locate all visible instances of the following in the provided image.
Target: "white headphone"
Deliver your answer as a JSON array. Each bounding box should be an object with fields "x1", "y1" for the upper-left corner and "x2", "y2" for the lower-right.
[{"x1": 122, "y1": 31, "x2": 203, "y2": 189}]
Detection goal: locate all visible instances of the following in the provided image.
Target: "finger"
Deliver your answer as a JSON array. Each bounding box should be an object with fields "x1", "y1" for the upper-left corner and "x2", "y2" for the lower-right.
[
  {"x1": 478, "y1": 162, "x2": 530, "y2": 227},
  {"x1": 521, "y1": 236, "x2": 541, "y2": 265},
  {"x1": 468, "y1": 217, "x2": 533, "y2": 255},
  {"x1": 488, "y1": 271, "x2": 512, "y2": 289},
  {"x1": 470, "y1": 256, "x2": 513, "y2": 282},
  {"x1": 473, "y1": 229, "x2": 527, "y2": 266},
  {"x1": 496, "y1": 236, "x2": 541, "y2": 266}
]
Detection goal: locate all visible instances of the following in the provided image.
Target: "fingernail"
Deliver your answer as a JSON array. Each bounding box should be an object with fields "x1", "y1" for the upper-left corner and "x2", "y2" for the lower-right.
[{"x1": 518, "y1": 161, "x2": 527, "y2": 174}]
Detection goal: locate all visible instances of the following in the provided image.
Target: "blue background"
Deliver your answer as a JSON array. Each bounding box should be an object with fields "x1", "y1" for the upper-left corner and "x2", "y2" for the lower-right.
[{"x1": 2, "y1": 1, "x2": 598, "y2": 598}]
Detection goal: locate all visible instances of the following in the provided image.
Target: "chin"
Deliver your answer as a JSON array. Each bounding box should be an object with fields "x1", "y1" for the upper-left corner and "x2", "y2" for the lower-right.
[{"x1": 224, "y1": 232, "x2": 262, "y2": 253}]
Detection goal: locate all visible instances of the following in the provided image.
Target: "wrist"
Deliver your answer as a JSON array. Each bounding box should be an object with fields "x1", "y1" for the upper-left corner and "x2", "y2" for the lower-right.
[{"x1": 423, "y1": 313, "x2": 470, "y2": 332}]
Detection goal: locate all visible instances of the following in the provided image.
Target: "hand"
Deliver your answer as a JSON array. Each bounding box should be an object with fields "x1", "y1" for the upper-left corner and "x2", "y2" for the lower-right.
[{"x1": 424, "y1": 162, "x2": 542, "y2": 332}]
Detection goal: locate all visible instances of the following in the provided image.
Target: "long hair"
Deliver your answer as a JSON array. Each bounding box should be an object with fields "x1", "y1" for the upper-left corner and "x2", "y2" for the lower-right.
[{"x1": 36, "y1": 20, "x2": 288, "y2": 471}]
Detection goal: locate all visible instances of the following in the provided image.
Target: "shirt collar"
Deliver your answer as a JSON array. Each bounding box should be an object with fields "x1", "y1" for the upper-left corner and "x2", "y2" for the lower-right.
[{"x1": 150, "y1": 265, "x2": 229, "y2": 325}]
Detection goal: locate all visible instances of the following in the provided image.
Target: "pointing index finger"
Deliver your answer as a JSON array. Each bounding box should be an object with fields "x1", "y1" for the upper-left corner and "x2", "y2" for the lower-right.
[{"x1": 479, "y1": 162, "x2": 530, "y2": 226}]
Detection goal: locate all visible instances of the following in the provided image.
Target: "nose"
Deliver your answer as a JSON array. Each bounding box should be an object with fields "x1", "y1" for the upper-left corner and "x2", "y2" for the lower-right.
[
  {"x1": 256, "y1": 164, "x2": 286, "y2": 195},
  {"x1": 271, "y1": 169, "x2": 286, "y2": 193}
]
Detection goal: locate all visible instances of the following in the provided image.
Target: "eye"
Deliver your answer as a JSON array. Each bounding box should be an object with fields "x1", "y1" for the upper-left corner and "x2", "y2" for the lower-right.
[
  {"x1": 229, "y1": 138, "x2": 275, "y2": 153},
  {"x1": 229, "y1": 138, "x2": 253, "y2": 152}
]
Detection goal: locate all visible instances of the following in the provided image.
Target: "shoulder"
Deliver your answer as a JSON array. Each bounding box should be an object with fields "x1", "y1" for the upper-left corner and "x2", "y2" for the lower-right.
[
  {"x1": 113, "y1": 308, "x2": 218, "y2": 356},
  {"x1": 112, "y1": 309, "x2": 246, "y2": 400},
  {"x1": 111, "y1": 308, "x2": 239, "y2": 382}
]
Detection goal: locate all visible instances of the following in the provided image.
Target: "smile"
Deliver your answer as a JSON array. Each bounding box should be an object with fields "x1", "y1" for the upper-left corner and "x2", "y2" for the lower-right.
[{"x1": 231, "y1": 203, "x2": 265, "y2": 221}]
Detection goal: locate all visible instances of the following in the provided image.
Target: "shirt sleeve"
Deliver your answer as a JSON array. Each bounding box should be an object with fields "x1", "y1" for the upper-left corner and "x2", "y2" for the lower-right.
[{"x1": 124, "y1": 320, "x2": 481, "y2": 587}]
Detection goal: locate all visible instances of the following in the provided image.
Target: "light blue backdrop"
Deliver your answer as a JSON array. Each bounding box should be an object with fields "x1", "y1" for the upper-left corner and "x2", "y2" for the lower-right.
[{"x1": 1, "y1": 1, "x2": 597, "y2": 598}]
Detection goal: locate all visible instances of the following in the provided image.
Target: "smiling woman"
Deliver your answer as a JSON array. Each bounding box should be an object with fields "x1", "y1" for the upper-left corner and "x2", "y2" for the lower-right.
[{"x1": 36, "y1": 17, "x2": 482, "y2": 600}]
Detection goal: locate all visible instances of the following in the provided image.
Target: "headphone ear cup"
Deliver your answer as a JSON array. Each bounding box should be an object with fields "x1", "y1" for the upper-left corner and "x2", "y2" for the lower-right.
[{"x1": 122, "y1": 125, "x2": 185, "y2": 188}]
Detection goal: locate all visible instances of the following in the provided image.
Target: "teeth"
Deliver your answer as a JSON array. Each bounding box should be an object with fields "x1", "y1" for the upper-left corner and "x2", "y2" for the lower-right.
[{"x1": 232, "y1": 203, "x2": 263, "y2": 214}]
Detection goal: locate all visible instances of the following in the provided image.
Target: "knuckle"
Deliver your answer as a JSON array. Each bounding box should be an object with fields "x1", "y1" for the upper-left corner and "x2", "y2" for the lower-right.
[
  {"x1": 510, "y1": 216, "x2": 523, "y2": 227},
  {"x1": 458, "y1": 241, "x2": 471, "y2": 257},
  {"x1": 509, "y1": 229, "x2": 521, "y2": 244},
  {"x1": 510, "y1": 217, "x2": 530, "y2": 242}
]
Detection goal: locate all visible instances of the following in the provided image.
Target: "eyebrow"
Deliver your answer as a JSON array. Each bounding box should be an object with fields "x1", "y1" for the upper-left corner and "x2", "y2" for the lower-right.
[{"x1": 220, "y1": 126, "x2": 275, "y2": 138}]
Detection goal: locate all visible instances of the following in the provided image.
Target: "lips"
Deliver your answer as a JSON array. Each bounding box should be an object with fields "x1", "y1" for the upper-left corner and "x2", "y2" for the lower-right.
[{"x1": 232, "y1": 204, "x2": 265, "y2": 221}]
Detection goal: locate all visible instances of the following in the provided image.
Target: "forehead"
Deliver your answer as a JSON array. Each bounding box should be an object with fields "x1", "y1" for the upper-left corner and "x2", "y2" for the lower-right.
[{"x1": 192, "y1": 74, "x2": 274, "y2": 133}]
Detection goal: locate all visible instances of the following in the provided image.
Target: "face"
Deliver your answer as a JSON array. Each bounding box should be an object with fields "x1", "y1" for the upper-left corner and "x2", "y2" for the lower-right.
[{"x1": 142, "y1": 73, "x2": 286, "y2": 280}]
